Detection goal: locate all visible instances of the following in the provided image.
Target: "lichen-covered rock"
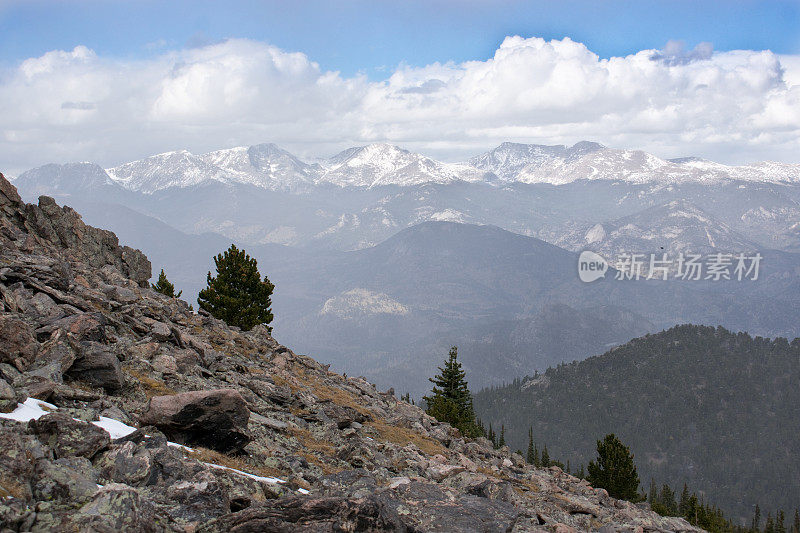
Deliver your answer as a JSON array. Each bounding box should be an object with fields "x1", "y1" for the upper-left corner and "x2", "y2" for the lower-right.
[
  {"x1": 0, "y1": 423, "x2": 49, "y2": 500},
  {"x1": 140, "y1": 389, "x2": 251, "y2": 452},
  {"x1": 30, "y1": 411, "x2": 110, "y2": 459},
  {"x1": 33, "y1": 456, "x2": 99, "y2": 504},
  {"x1": 70, "y1": 483, "x2": 159, "y2": 532},
  {"x1": 95, "y1": 440, "x2": 154, "y2": 487}
]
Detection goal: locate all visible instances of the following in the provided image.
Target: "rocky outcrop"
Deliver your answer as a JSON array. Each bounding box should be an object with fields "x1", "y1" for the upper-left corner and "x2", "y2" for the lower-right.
[{"x1": 0, "y1": 171, "x2": 702, "y2": 532}]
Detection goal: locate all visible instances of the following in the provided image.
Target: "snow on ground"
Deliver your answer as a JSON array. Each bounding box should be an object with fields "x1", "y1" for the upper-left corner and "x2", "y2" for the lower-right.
[
  {"x1": 91, "y1": 415, "x2": 138, "y2": 439},
  {"x1": 0, "y1": 397, "x2": 57, "y2": 422}
]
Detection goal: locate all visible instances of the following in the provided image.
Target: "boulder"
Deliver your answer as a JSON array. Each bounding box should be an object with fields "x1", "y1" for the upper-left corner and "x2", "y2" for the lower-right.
[
  {"x1": 95, "y1": 441, "x2": 154, "y2": 487},
  {"x1": 0, "y1": 315, "x2": 38, "y2": 370},
  {"x1": 0, "y1": 425, "x2": 49, "y2": 501},
  {"x1": 165, "y1": 470, "x2": 230, "y2": 523},
  {"x1": 32, "y1": 456, "x2": 99, "y2": 504},
  {"x1": 30, "y1": 411, "x2": 110, "y2": 459},
  {"x1": 68, "y1": 483, "x2": 158, "y2": 533},
  {"x1": 140, "y1": 389, "x2": 251, "y2": 452},
  {"x1": 65, "y1": 341, "x2": 124, "y2": 391}
]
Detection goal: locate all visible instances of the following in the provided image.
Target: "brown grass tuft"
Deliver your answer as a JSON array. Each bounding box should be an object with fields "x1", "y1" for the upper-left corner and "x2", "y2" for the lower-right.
[
  {"x1": 367, "y1": 418, "x2": 448, "y2": 457},
  {"x1": 125, "y1": 368, "x2": 176, "y2": 398}
]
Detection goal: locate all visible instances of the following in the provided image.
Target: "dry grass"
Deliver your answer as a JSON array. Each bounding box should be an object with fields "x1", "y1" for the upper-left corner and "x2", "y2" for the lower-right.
[
  {"x1": 367, "y1": 418, "x2": 448, "y2": 457},
  {"x1": 125, "y1": 368, "x2": 176, "y2": 398},
  {"x1": 285, "y1": 427, "x2": 344, "y2": 475}
]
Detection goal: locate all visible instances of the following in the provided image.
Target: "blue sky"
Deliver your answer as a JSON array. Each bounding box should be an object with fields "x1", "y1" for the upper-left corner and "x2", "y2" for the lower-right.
[{"x1": 1, "y1": 0, "x2": 799, "y2": 77}]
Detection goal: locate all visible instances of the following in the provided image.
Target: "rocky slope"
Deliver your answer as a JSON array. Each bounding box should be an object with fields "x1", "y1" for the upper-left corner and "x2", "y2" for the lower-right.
[{"x1": 0, "y1": 172, "x2": 700, "y2": 532}]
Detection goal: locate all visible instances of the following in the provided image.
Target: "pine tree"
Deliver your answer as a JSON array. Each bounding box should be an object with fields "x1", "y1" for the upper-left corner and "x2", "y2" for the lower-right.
[
  {"x1": 541, "y1": 444, "x2": 550, "y2": 468},
  {"x1": 533, "y1": 443, "x2": 540, "y2": 467},
  {"x1": 197, "y1": 244, "x2": 274, "y2": 332},
  {"x1": 778, "y1": 510, "x2": 787, "y2": 533},
  {"x1": 498, "y1": 425, "x2": 506, "y2": 447},
  {"x1": 765, "y1": 513, "x2": 776, "y2": 533},
  {"x1": 791, "y1": 508, "x2": 799, "y2": 533},
  {"x1": 752, "y1": 504, "x2": 761, "y2": 532},
  {"x1": 649, "y1": 479, "x2": 658, "y2": 506},
  {"x1": 526, "y1": 427, "x2": 535, "y2": 464},
  {"x1": 660, "y1": 484, "x2": 677, "y2": 516},
  {"x1": 152, "y1": 269, "x2": 182, "y2": 298},
  {"x1": 679, "y1": 484, "x2": 691, "y2": 517},
  {"x1": 586, "y1": 434, "x2": 641, "y2": 502},
  {"x1": 423, "y1": 346, "x2": 483, "y2": 438}
]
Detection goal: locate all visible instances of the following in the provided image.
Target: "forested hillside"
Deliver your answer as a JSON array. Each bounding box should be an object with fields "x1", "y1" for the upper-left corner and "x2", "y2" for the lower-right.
[{"x1": 474, "y1": 325, "x2": 800, "y2": 522}]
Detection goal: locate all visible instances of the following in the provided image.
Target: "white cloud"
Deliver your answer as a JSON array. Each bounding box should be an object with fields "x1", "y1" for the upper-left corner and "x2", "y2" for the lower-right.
[{"x1": 1, "y1": 36, "x2": 799, "y2": 174}]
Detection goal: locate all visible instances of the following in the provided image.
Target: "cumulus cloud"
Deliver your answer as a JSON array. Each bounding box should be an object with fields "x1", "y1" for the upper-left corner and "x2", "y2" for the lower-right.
[{"x1": 1, "y1": 36, "x2": 799, "y2": 174}]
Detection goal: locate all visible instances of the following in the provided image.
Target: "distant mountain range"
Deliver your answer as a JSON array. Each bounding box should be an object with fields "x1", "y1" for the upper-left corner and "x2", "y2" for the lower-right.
[
  {"x1": 13, "y1": 141, "x2": 800, "y2": 195},
  {"x1": 474, "y1": 324, "x2": 800, "y2": 522},
  {"x1": 7, "y1": 140, "x2": 800, "y2": 396}
]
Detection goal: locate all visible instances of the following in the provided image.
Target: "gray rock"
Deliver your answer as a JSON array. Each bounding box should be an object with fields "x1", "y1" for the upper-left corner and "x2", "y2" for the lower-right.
[
  {"x1": 151, "y1": 321, "x2": 172, "y2": 342},
  {"x1": 95, "y1": 441, "x2": 154, "y2": 487},
  {"x1": 30, "y1": 411, "x2": 110, "y2": 459},
  {"x1": 70, "y1": 483, "x2": 158, "y2": 532},
  {"x1": 33, "y1": 456, "x2": 99, "y2": 503},
  {"x1": 0, "y1": 378, "x2": 16, "y2": 412},
  {"x1": 65, "y1": 341, "x2": 124, "y2": 391},
  {"x1": 164, "y1": 470, "x2": 229, "y2": 523}
]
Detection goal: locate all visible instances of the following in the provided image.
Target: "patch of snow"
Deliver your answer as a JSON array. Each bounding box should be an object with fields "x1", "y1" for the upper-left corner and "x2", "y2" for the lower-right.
[
  {"x1": 91, "y1": 416, "x2": 138, "y2": 440},
  {"x1": 0, "y1": 397, "x2": 57, "y2": 422},
  {"x1": 167, "y1": 441, "x2": 195, "y2": 452}
]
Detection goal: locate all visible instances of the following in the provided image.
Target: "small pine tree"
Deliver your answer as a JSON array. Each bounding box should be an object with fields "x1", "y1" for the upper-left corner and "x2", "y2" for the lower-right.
[
  {"x1": 660, "y1": 484, "x2": 678, "y2": 516},
  {"x1": 679, "y1": 484, "x2": 691, "y2": 517},
  {"x1": 586, "y1": 434, "x2": 641, "y2": 502},
  {"x1": 197, "y1": 244, "x2": 274, "y2": 332},
  {"x1": 791, "y1": 508, "x2": 799, "y2": 533},
  {"x1": 649, "y1": 479, "x2": 658, "y2": 506},
  {"x1": 778, "y1": 510, "x2": 787, "y2": 533},
  {"x1": 152, "y1": 269, "x2": 182, "y2": 298},
  {"x1": 498, "y1": 425, "x2": 506, "y2": 447},
  {"x1": 541, "y1": 444, "x2": 550, "y2": 467},
  {"x1": 526, "y1": 427, "x2": 535, "y2": 464},
  {"x1": 765, "y1": 513, "x2": 776, "y2": 533},
  {"x1": 423, "y1": 346, "x2": 483, "y2": 438},
  {"x1": 752, "y1": 504, "x2": 762, "y2": 532}
]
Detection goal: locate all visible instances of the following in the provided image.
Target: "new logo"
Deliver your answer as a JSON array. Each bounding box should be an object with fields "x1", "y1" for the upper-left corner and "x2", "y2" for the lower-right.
[{"x1": 578, "y1": 251, "x2": 608, "y2": 282}]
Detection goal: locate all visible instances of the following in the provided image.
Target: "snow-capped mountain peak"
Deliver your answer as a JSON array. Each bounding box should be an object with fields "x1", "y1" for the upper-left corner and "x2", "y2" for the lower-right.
[
  {"x1": 318, "y1": 143, "x2": 489, "y2": 188},
  {"x1": 107, "y1": 150, "x2": 226, "y2": 193}
]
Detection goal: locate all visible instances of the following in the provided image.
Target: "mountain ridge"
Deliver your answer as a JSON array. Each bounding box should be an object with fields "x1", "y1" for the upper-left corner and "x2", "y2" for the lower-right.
[{"x1": 15, "y1": 140, "x2": 800, "y2": 195}]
